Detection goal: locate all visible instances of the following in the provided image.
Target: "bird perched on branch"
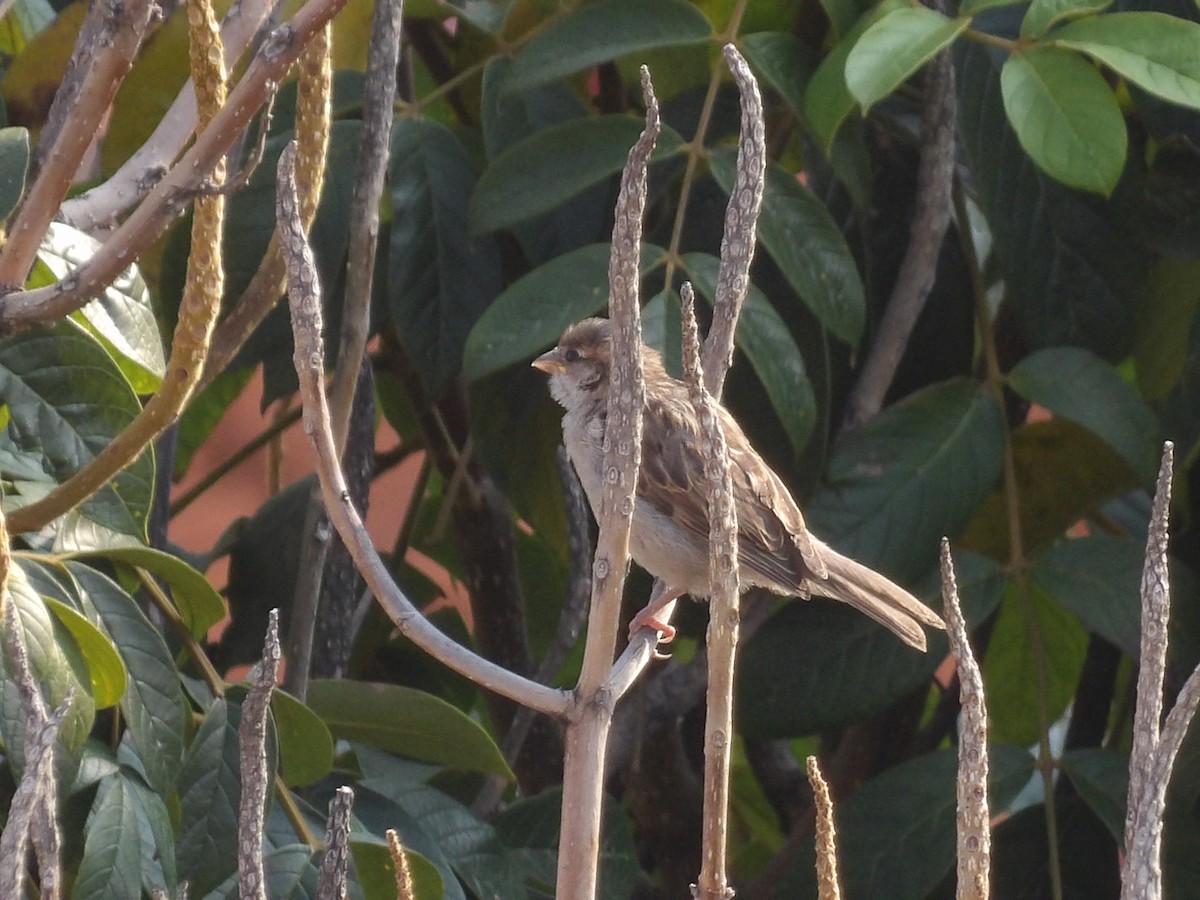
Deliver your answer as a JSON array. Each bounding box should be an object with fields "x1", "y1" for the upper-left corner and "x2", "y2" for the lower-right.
[{"x1": 533, "y1": 317, "x2": 945, "y2": 652}]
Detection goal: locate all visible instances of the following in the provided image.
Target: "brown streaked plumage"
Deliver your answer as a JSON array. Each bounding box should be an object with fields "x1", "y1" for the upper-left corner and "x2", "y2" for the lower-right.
[{"x1": 532, "y1": 317, "x2": 945, "y2": 651}]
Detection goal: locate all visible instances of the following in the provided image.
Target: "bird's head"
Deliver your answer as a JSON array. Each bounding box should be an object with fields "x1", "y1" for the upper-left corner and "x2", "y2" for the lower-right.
[{"x1": 532, "y1": 318, "x2": 613, "y2": 409}]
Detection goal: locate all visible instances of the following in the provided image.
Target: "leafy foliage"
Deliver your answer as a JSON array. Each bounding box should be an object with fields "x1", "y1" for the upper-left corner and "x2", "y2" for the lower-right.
[{"x1": 1, "y1": 0, "x2": 1200, "y2": 896}]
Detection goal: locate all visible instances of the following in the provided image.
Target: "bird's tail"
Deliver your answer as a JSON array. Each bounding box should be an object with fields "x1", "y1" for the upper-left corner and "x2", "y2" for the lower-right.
[{"x1": 819, "y1": 548, "x2": 945, "y2": 652}]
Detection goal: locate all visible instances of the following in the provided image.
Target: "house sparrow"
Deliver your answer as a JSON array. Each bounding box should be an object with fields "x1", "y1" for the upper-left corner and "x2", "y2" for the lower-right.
[{"x1": 532, "y1": 317, "x2": 945, "y2": 652}]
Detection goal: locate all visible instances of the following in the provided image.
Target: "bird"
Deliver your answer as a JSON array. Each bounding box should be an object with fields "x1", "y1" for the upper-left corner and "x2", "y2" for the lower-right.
[{"x1": 532, "y1": 317, "x2": 945, "y2": 652}]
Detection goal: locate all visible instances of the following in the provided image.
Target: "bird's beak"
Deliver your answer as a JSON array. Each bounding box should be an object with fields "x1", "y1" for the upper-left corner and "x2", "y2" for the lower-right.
[{"x1": 532, "y1": 348, "x2": 565, "y2": 375}]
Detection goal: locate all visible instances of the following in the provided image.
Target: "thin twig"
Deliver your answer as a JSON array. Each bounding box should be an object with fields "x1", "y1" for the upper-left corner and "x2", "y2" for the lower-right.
[
  {"x1": 386, "y1": 829, "x2": 415, "y2": 900},
  {"x1": 237, "y1": 609, "x2": 281, "y2": 900},
  {"x1": 942, "y1": 539, "x2": 990, "y2": 900},
  {"x1": 278, "y1": 141, "x2": 568, "y2": 717},
  {"x1": 681, "y1": 284, "x2": 739, "y2": 900}
]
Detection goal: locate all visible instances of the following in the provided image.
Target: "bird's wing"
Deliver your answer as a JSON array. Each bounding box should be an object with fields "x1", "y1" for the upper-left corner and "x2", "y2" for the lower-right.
[{"x1": 637, "y1": 387, "x2": 828, "y2": 592}]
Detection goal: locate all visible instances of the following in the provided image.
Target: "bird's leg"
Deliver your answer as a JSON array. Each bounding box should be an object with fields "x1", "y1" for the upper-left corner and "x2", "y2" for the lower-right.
[{"x1": 629, "y1": 581, "x2": 684, "y2": 648}]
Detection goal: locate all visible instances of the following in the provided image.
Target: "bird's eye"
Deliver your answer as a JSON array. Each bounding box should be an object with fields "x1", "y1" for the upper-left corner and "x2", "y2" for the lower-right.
[{"x1": 563, "y1": 348, "x2": 580, "y2": 363}]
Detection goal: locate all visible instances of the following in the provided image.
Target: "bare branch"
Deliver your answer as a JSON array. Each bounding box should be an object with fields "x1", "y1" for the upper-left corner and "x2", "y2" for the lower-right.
[
  {"x1": 807, "y1": 756, "x2": 842, "y2": 900},
  {"x1": 840, "y1": 25, "x2": 957, "y2": 433},
  {"x1": 0, "y1": 0, "x2": 156, "y2": 287},
  {"x1": 386, "y1": 829, "x2": 415, "y2": 900},
  {"x1": 278, "y1": 141, "x2": 568, "y2": 717},
  {"x1": 942, "y1": 539, "x2": 990, "y2": 900},
  {"x1": 238, "y1": 609, "x2": 282, "y2": 900},
  {"x1": 702, "y1": 44, "x2": 765, "y2": 399}
]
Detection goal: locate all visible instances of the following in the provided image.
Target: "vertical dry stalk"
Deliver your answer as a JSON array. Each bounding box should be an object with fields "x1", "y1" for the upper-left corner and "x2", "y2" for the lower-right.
[
  {"x1": 680, "y1": 284, "x2": 739, "y2": 900},
  {"x1": 807, "y1": 756, "x2": 842, "y2": 900},
  {"x1": 556, "y1": 66, "x2": 658, "y2": 900},
  {"x1": 238, "y1": 609, "x2": 282, "y2": 900},
  {"x1": 6, "y1": 0, "x2": 229, "y2": 535},
  {"x1": 702, "y1": 45, "x2": 765, "y2": 397},
  {"x1": 280, "y1": 140, "x2": 567, "y2": 715},
  {"x1": 317, "y1": 786, "x2": 354, "y2": 899},
  {"x1": 1122, "y1": 442, "x2": 1200, "y2": 899},
  {"x1": 387, "y1": 829, "x2": 415, "y2": 900},
  {"x1": 942, "y1": 539, "x2": 990, "y2": 899}
]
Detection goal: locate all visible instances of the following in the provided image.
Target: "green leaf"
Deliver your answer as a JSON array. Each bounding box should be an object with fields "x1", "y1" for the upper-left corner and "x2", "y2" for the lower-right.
[
  {"x1": 352, "y1": 839, "x2": 444, "y2": 900},
  {"x1": 0, "y1": 126, "x2": 29, "y2": 221},
  {"x1": 827, "y1": 746, "x2": 1034, "y2": 898},
  {"x1": 1007, "y1": 346, "x2": 1159, "y2": 482},
  {"x1": 960, "y1": 0, "x2": 1027, "y2": 15},
  {"x1": 804, "y1": 0, "x2": 907, "y2": 154},
  {"x1": 1, "y1": 560, "x2": 95, "y2": 775},
  {"x1": 1136, "y1": 257, "x2": 1200, "y2": 401},
  {"x1": 709, "y1": 149, "x2": 865, "y2": 344},
  {"x1": 1061, "y1": 747, "x2": 1128, "y2": 841},
  {"x1": 740, "y1": 32, "x2": 815, "y2": 121},
  {"x1": 74, "y1": 775, "x2": 143, "y2": 900},
  {"x1": 1000, "y1": 46, "x2": 1126, "y2": 195},
  {"x1": 308, "y1": 680, "x2": 513, "y2": 778},
  {"x1": 213, "y1": 845, "x2": 320, "y2": 899},
  {"x1": 504, "y1": 0, "x2": 712, "y2": 94},
  {"x1": 178, "y1": 699, "x2": 267, "y2": 897},
  {"x1": 271, "y1": 690, "x2": 334, "y2": 787},
  {"x1": 807, "y1": 378, "x2": 1006, "y2": 581},
  {"x1": 124, "y1": 768, "x2": 179, "y2": 895},
  {"x1": 1051, "y1": 12, "x2": 1200, "y2": 109},
  {"x1": 1022, "y1": 0, "x2": 1111, "y2": 37},
  {"x1": 0, "y1": 319, "x2": 154, "y2": 543},
  {"x1": 681, "y1": 252, "x2": 817, "y2": 454},
  {"x1": 38, "y1": 221, "x2": 164, "y2": 394},
  {"x1": 845, "y1": 7, "x2": 969, "y2": 110},
  {"x1": 462, "y1": 242, "x2": 667, "y2": 380},
  {"x1": 67, "y1": 562, "x2": 187, "y2": 795},
  {"x1": 389, "y1": 117, "x2": 502, "y2": 398},
  {"x1": 1030, "y1": 534, "x2": 1142, "y2": 657},
  {"x1": 738, "y1": 551, "x2": 1006, "y2": 738},
  {"x1": 65, "y1": 545, "x2": 226, "y2": 639},
  {"x1": 44, "y1": 596, "x2": 126, "y2": 708},
  {"x1": 470, "y1": 115, "x2": 684, "y2": 235},
  {"x1": 985, "y1": 581, "x2": 1089, "y2": 746}
]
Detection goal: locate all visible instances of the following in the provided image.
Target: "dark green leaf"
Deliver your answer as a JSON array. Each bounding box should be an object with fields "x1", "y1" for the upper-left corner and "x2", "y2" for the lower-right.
[
  {"x1": 67, "y1": 562, "x2": 187, "y2": 795},
  {"x1": 682, "y1": 251, "x2": 817, "y2": 454},
  {"x1": 0, "y1": 319, "x2": 154, "y2": 543},
  {"x1": 1000, "y1": 46, "x2": 1126, "y2": 195},
  {"x1": 845, "y1": 7, "x2": 969, "y2": 109},
  {"x1": 66, "y1": 545, "x2": 226, "y2": 639},
  {"x1": 1136, "y1": 257, "x2": 1200, "y2": 401},
  {"x1": 0, "y1": 126, "x2": 28, "y2": 221},
  {"x1": 807, "y1": 378, "x2": 1005, "y2": 581},
  {"x1": 389, "y1": 117, "x2": 502, "y2": 397},
  {"x1": 215, "y1": 846, "x2": 322, "y2": 899},
  {"x1": 740, "y1": 32, "x2": 815, "y2": 121},
  {"x1": 462, "y1": 242, "x2": 667, "y2": 380},
  {"x1": 804, "y1": 0, "x2": 907, "y2": 153},
  {"x1": 125, "y1": 768, "x2": 179, "y2": 895},
  {"x1": 1022, "y1": 0, "x2": 1111, "y2": 37},
  {"x1": 1051, "y1": 12, "x2": 1200, "y2": 109},
  {"x1": 984, "y1": 581, "x2": 1089, "y2": 746},
  {"x1": 178, "y1": 699, "x2": 263, "y2": 897},
  {"x1": 173, "y1": 368, "x2": 252, "y2": 478},
  {"x1": 1008, "y1": 346, "x2": 1159, "y2": 482},
  {"x1": 504, "y1": 0, "x2": 712, "y2": 94},
  {"x1": 74, "y1": 775, "x2": 142, "y2": 900},
  {"x1": 709, "y1": 149, "x2": 865, "y2": 344},
  {"x1": 44, "y1": 596, "x2": 126, "y2": 708},
  {"x1": 1030, "y1": 534, "x2": 1142, "y2": 657},
  {"x1": 957, "y1": 35, "x2": 1146, "y2": 359},
  {"x1": 307, "y1": 680, "x2": 513, "y2": 777},
  {"x1": 738, "y1": 551, "x2": 1005, "y2": 737},
  {"x1": 271, "y1": 690, "x2": 334, "y2": 787},
  {"x1": 471, "y1": 115, "x2": 683, "y2": 235},
  {"x1": 1061, "y1": 747, "x2": 1128, "y2": 841}
]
